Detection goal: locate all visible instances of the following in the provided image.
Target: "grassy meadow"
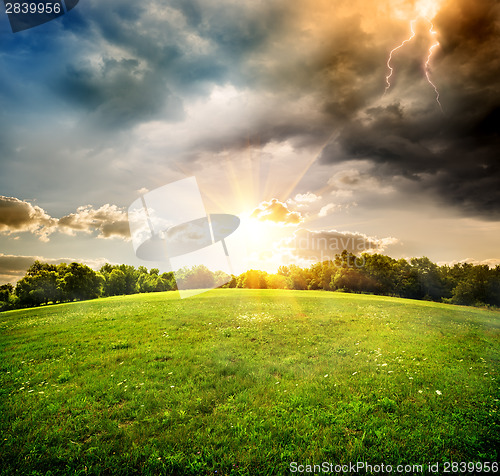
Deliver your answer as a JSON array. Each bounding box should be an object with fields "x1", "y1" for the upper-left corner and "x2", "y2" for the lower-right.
[{"x1": 1, "y1": 289, "x2": 499, "y2": 475}]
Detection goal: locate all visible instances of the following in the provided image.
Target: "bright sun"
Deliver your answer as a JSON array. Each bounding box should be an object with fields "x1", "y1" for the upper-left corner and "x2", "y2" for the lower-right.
[{"x1": 240, "y1": 215, "x2": 277, "y2": 248}]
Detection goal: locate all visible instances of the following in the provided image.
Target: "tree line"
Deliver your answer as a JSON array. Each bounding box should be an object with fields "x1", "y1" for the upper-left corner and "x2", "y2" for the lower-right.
[
  {"x1": 229, "y1": 253, "x2": 500, "y2": 308},
  {"x1": 0, "y1": 262, "x2": 176, "y2": 311},
  {"x1": 1, "y1": 251, "x2": 499, "y2": 311}
]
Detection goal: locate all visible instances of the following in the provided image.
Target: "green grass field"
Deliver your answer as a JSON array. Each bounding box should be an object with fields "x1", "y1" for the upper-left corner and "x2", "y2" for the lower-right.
[{"x1": 1, "y1": 289, "x2": 499, "y2": 475}]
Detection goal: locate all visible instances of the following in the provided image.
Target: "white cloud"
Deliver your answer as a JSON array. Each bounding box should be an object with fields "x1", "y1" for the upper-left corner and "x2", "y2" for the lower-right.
[
  {"x1": 0, "y1": 197, "x2": 130, "y2": 241},
  {"x1": 294, "y1": 192, "x2": 321, "y2": 203},
  {"x1": 319, "y1": 203, "x2": 341, "y2": 217}
]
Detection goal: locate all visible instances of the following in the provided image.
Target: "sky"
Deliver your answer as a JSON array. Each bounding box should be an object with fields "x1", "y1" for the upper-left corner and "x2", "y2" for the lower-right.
[{"x1": 0, "y1": 0, "x2": 499, "y2": 284}]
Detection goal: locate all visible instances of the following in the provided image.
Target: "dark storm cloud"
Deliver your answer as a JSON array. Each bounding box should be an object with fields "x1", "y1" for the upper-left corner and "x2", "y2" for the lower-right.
[
  {"x1": 54, "y1": 0, "x2": 292, "y2": 128},
  {"x1": 319, "y1": 0, "x2": 500, "y2": 218},
  {"x1": 2, "y1": 0, "x2": 375, "y2": 148},
  {"x1": 1, "y1": 0, "x2": 498, "y2": 220},
  {"x1": 184, "y1": 4, "x2": 388, "y2": 155},
  {"x1": 66, "y1": 0, "x2": 498, "y2": 222},
  {"x1": 1, "y1": 1, "x2": 261, "y2": 133},
  {"x1": 60, "y1": 57, "x2": 184, "y2": 128}
]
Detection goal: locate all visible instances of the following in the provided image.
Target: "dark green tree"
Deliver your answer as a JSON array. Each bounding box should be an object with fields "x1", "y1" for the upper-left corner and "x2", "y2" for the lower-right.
[
  {"x1": 104, "y1": 269, "x2": 127, "y2": 296},
  {"x1": 331, "y1": 268, "x2": 378, "y2": 293},
  {"x1": 0, "y1": 283, "x2": 13, "y2": 303},
  {"x1": 15, "y1": 261, "x2": 60, "y2": 306},
  {"x1": 360, "y1": 253, "x2": 398, "y2": 294},
  {"x1": 59, "y1": 263, "x2": 103, "y2": 301},
  {"x1": 410, "y1": 257, "x2": 449, "y2": 301}
]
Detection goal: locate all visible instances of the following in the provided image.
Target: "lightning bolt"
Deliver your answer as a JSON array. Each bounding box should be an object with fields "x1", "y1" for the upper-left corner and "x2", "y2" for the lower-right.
[
  {"x1": 384, "y1": 17, "x2": 444, "y2": 113},
  {"x1": 384, "y1": 20, "x2": 417, "y2": 95},
  {"x1": 425, "y1": 21, "x2": 444, "y2": 113}
]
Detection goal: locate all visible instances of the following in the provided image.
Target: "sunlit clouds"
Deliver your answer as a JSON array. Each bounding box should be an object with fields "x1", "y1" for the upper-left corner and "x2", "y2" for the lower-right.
[{"x1": 0, "y1": 197, "x2": 130, "y2": 242}]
